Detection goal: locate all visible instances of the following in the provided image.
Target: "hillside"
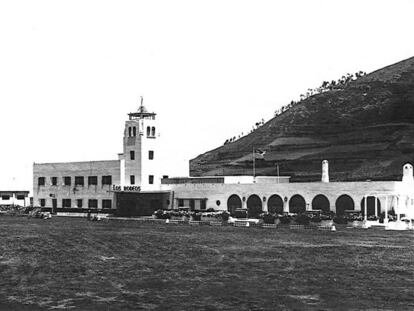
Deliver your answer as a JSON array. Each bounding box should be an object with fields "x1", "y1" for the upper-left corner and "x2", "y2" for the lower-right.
[{"x1": 190, "y1": 57, "x2": 414, "y2": 182}]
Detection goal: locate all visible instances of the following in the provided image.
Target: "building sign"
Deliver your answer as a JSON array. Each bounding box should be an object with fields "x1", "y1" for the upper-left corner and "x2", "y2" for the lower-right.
[{"x1": 112, "y1": 185, "x2": 141, "y2": 192}]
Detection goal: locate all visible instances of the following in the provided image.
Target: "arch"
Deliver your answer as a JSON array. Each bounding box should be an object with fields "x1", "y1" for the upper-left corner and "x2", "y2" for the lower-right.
[
  {"x1": 151, "y1": 126, "x2": 156, "y2": 137},
  {"x1": 360, "y1": 196, "x2": 381, "y2": 217},
  {"x1": 132, "y1": 126, "x2": 136, "y2": 137},
  {"x1": 227, "y1": 194, "x2": 242, "y2": 215},
  {"x1": 267, "y1": 194, "x2": 284, "y2": 214},
  {"x1": 289, "y1": 195, "x2": 306, "y2": 214},
  {"x1": 312, "y1": 194, "x2": 330, "y2": 213},
  {"x1": 247, "y1": 194, "x2": 262, "y2": 218},
  {"x1": 146, "y1": 126, "x2": 151, "y2": 136},
  {"x1": 335, "y1": 195, "x2": 354, "y2": 216}
]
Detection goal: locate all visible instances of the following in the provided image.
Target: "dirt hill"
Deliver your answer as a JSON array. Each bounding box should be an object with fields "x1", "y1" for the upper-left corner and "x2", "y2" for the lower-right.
[{"x1": 190, "y1": 57, "x2": 414, "y2": 181}]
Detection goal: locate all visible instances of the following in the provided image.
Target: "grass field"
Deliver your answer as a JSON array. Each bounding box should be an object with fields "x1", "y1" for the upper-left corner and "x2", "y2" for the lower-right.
[{"x1": 0, "y1": 216, "x2": 413, "y2": 310}]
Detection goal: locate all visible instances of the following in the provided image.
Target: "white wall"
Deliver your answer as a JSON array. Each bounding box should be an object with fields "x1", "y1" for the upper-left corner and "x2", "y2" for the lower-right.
[{"x1": 163, "y1": 180, "x2": 407, "y2": 213}]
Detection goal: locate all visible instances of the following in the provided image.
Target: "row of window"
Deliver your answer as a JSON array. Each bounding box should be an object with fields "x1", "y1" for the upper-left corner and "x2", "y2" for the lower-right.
[
  {"x1": 39, "y1": 198, "x2": 112, "y2": 209},
  {"x1": 1, "y1": 195, "x2": 26, "y2": 200},
  {"x1": 127, "y1": 126, "x2": 156, "y2": 137},
  {"x1": 129, "y1": 175, "x2": 154, "y2": 185},
  {"x1": 130, "y1": 150, "x2": 154, "y2": 160},
  {"x1": 177, "y1": 199, "x2": 207, "y2": 210},
  {"x1": 38, "y1": 175, "x2": 112, "y2": 186}
]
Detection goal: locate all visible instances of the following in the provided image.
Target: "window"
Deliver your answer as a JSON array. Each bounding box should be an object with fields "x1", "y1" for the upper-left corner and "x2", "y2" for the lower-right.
[
  {"x1": 52, "y1": 199, "x2": 57, "y2": 209},
  {"x1": 88, "y1": 199, "x2": 98, "y2": 209},
  {"x1": 130, "y1": 175, "x2": 135, "y2": 185},
  {"x1": 40, "y1": 199, "x2": 46, "y2": 207},
  {"x1": 151, "y1": 126, "x2": 156, "y2": 137},
  {"x1": 62, "y1": 199, "x2": 71, "y2": 208},
  {"x1": 88, "y1": 176, "x2": 97, "y2": 186},
  {"x1": 77, "y1": 199, "x2": 83, "y2": 208},
  {"x1": 2, "y1": 195, "x2": 10, "y2": 200},
  {"x1": 64, "y1": 176, "x2": 71, "y2": 186},
  {"x1": 102, "y1": 199, "x2": 112, "y2": 209},
  {"x1": 201, "y1": 200, "x2": 207, "y2": 210},
  {"x1": 133, "y1": 127, "x2": 136, "y2": 136},
  {"x1": 178, "y1": 199, "x2": 184, "y2": 207},
  {"x1": 146, "y1": 126, "x2": 150, "y2": 136},
  {"x1": 51, "y1": 177, "x2": 58, "y2": 186},
  {"x1": 102, "y1": 175, "x2": 112, "y2": 185},
  {"x1": 148, "y1": 150, "x2": 154, "y2": 160},
  {"x1": 75, "y1": 176, "x2": 84, "y2": 186},
  {"x1": 128, "y1": 127, "x2": 132, "y2": 137},
  {"x1": 38, "y1": 177, "x2": 45, "y2": 186},
  {"x1": 17, "y1": 195, "x2": 25, "y2": 200},
  {"x1": 130, "y1": 150, "x2": 135, "y2": 160},
  {"x1": 149, "y1": 175, "x2": 154, "y2": 184}
]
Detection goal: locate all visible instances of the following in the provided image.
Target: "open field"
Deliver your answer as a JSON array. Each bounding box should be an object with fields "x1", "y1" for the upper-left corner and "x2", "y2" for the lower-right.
[{"x1": 0, "y1": 216, "x2": 413, "y2": 310}]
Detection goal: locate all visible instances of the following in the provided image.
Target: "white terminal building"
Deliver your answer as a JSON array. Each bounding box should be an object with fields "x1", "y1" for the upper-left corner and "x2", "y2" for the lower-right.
[{"x1": 33, "y1": 103, "x2": 414, "y2": 220}]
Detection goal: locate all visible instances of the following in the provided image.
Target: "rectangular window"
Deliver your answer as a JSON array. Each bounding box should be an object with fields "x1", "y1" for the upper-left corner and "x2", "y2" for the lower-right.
[
  {"x1": 51, "y1": 177, "x2": 58, "y2": 186},
  {"x1": 2, "y1": 195, "x2": 11, "y2": 200},
  {"x1": 64, "y1": 176, "x2": 71, "y2": 186},
  {"x1": 102, "y1": 199, "x2": 112, "y2": 209},
  {"x1": 88, "y1": 199, "x2": 98, "y2": 209},
  {"x1": 130, "y1": 175, "x2": 135, "y2": 185},
  {"x1": 201, "y1": 200, "x2": 207, "y2": 210},
  {"x1": 102, "y1": 175, "x2": 112, "y2": 185},
  {"x1": 178, "y1": 199, "x2": 184, "y2": 207},
  {"x1": 75, "y1": 176, "x2": 84, "y2": 186},
  {"x1": 88, "y1": 176, "x2": 98, "y2": 186},
  {"x1": 17, "y1": 195, "x2": 25, "y2": 200},
  {"x1": 52, "y1": 199, "x2": 57, "y2": 209},
  {"x1": 148, "y1": 150, "x2": 154, "y2": 160},
  {"x1": 62, "y1": 199, "x2": 71, "y2": 208},
  {"x1": 130, "y1": 150, "x2": 135, "y2": 160},
  {"x1": 149, "y1": 175, "x2": 154, "y2": 184},
  {"x1": 77, "y1": 199, "x2": 83, "y2": 208},
  {"x1": 38, "y1": 177, "x2": 45, "y2": 186},
  {"x1": 40, "y1": 199, "x2": 46, "y2": 207}
]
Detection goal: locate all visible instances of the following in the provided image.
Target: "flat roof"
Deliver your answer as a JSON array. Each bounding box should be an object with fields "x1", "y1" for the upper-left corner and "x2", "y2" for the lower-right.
[
  {"x1": 0, "y1": 191, "x2": 29, "y2": 194},
  {"x1": 162, "y1": 175, "x2": 291, "y2": 185},
  {"x1": 34, "y1": 159, "x2": 120, "y2": 165}
]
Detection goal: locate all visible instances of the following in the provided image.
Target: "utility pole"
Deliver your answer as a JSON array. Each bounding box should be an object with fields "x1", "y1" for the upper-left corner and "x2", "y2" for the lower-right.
[
  {"x1": 277, "y1": 164, "x2": 280, "y2": 183},
  {"x1": 252, "y1": 148, "x2": 255, "y2": 177}
]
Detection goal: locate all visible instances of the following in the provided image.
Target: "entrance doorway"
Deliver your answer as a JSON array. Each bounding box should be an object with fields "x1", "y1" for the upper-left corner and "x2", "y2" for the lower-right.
[
  {"x1": 289, "y1": 195, "x2": 306, "y2": 214},
  {"x1": 335, "y1": 195, "x2": 354, "y2": 216},
  {"x1": 227, "y1": 194, "x2": 242, "y2": 215},
  {"x1": 247, "y1": 194, "x2": 262, "y2": 218}
]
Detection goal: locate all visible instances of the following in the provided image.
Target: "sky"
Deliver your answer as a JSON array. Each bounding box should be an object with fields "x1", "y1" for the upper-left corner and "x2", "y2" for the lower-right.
[{"x1": 1, "y1": 0, "x2": 414, "y2": 192}]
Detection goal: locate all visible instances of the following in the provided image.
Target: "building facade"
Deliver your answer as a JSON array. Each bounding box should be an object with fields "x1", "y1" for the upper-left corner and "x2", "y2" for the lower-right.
[
  {"x1": 33, "y1": 103, "x2": 414, "y2": 219},
  {"x1": 161, "y1": 169, "x2": 414, "y2": 219},
  {"x1": 33, "y1": 101, "x2": 167, "y2": 215},
  {"x1": 0, "y1": 190, "x2": 30, "y2": 207}
]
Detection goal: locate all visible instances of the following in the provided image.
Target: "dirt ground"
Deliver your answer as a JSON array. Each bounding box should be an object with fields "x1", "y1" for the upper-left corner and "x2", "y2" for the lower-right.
[{"x1": 0, "y1": 216, "x2": 413, "y2": 310}]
